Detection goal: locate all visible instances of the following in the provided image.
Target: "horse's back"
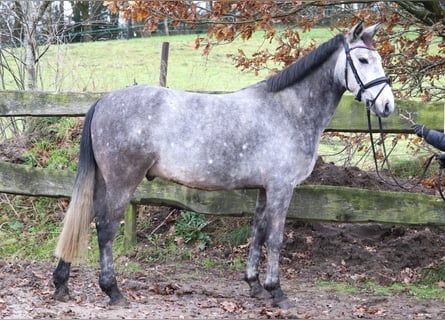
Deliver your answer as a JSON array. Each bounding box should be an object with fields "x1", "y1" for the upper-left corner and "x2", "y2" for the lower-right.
[{"x1": 92, "y1": 84, "x2": 276, "y2": 148}]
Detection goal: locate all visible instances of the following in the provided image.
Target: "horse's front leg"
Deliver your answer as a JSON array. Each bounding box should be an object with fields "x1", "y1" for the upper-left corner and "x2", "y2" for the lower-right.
[
  {"x1": 53, "y1": 259, "x2": 71, "y2": 301},
  {"x1": 245, "y1": 188, "x2": 271, "y2": 299},
  {"x1": 245, "y1": 186, "x2": 294, "y2": 308},
  {"x1": 263, "y1": 185, "x2": 294, "y2": 309}
]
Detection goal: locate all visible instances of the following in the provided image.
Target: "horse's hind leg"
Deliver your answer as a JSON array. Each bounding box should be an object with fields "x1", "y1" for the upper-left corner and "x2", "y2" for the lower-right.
[
  {"x1": 94, "y1": 172, "x2": 143, "y2": 305},
  {"x1": 53, "y1": 259, "x2": 71, "y2": 301},
  {"x1": 96, "y1": 213, "x2": 124, "y2": 305}
]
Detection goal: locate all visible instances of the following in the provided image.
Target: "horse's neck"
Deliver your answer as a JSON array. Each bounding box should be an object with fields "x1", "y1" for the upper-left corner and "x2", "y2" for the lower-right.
[{"x1": 282, "y1": 67, "x2": 345, "y2": 133}]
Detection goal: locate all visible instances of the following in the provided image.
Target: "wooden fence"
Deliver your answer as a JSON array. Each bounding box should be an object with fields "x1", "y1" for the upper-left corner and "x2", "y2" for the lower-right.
[{"x1": 1, "y1": 90, "x2": 445, "y2": 249}]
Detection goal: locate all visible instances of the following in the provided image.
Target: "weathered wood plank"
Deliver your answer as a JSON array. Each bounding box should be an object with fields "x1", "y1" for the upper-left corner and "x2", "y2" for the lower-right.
[
  {"x1": 0, "y1": 91, "x2": 102, "y2": 116},
  {"x1": 0, "y1": 90, "x2": 442, "y2": 132},
  {"x1": 289, "y1": 186, "x2": 445, "y2": 225},
  {"x1": 1, "y1": 161, "x2": 445, "y2": 225},
  {"x1": 0, "y1": 161, "x2": 75, "y2": 197}
]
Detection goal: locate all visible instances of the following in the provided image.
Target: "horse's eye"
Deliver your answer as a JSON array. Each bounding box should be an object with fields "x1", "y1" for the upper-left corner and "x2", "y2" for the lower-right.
[{"x1": 359, "y1": 58, "x2": 368, "y2": 64}]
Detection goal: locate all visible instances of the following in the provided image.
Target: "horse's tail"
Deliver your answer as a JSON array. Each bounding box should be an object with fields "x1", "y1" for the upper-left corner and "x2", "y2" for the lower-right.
[{"x1": 55, "y1": 101, "x2": 98, "y2": 263}]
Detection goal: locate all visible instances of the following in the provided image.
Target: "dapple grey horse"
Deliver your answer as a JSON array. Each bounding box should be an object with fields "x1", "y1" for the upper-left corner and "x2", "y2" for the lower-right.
[{"x1": 53, "y1": 22, "x2": 394, "y2": 308}]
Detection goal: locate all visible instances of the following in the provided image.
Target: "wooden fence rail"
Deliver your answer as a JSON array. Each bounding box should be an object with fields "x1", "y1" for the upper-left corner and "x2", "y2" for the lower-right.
[
  {"x1": 1, "y1": 90, "x2": 445, "y2": 248},
  {"x1": 0, "y1": 90, "x2": 443, "y2": 131}
]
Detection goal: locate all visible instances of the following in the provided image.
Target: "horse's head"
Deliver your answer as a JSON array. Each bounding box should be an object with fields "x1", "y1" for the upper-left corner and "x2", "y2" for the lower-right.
[{"x1": 336, "y1": 21, "x2": 394, "y2": 117}]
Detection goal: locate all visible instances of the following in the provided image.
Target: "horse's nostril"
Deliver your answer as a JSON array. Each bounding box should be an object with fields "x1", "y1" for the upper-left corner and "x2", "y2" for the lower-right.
[
  {"x1": 384, "y1": 103, "x2": 389, "y2": 115},
  {"x1": 383, "y1": 102, "x2": 391, "y2": 117}
]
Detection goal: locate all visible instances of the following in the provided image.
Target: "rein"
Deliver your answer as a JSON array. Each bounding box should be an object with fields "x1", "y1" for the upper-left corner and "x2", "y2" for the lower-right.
[{"x1": 366, "y1": 109, "x2": 436, "y2": 191}]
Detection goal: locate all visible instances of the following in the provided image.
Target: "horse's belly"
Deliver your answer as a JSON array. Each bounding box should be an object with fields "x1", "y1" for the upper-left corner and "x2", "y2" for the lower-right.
[{"x1": 148, "y1": 163, "x2": 259, "y2": 191}]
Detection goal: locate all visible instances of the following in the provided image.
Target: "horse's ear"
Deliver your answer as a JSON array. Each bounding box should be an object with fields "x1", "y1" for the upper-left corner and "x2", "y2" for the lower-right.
[
  {"x1": 348, "y1": 22, "x2": 381, "y2": 46},
  {"x1": 361, "y1": 23, "x2": 382, "y2": 46},
  {"x1": 348, "y1": 21, "x2": 364, "y2": 42}
]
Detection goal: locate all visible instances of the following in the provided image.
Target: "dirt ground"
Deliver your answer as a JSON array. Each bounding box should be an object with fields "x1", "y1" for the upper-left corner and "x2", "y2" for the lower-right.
[{"x1": 2, "y1": 157, "x2": 445, "y2": 319}]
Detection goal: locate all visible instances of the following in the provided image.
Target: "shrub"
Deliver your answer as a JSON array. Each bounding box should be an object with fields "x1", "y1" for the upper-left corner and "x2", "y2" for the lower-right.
[{"x1": 175, "y1": 211, "x2": 211, "y2": 250}]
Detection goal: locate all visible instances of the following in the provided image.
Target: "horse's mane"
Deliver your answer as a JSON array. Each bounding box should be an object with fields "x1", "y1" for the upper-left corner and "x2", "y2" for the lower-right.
[{"x1": 266, "y1": 34, "x2": 345, "y2": 92}]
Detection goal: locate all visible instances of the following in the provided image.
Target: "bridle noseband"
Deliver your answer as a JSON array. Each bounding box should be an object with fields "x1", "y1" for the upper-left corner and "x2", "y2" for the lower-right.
[{"x1": 343, "y1": 39, "x2": 391, "y2": 107}]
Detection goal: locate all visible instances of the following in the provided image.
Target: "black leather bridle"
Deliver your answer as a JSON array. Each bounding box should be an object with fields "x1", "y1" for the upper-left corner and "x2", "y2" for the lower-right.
[{"x1": 343, "y1": 39, "x2": 391, "y2": 107}]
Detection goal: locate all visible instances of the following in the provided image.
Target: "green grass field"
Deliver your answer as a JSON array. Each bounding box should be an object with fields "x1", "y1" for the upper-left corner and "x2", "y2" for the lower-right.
[{"x1": 8, "y1": 27, "x2": 336, "y2": 92}]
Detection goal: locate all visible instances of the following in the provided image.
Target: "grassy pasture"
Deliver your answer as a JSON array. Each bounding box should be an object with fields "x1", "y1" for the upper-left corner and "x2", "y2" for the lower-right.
[{"x1": 22, "y1": 27, "x2": 335, "y2": 92}]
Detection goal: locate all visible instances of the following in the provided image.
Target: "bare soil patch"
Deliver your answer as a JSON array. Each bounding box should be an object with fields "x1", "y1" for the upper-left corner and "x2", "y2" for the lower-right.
[{"x1": 1, "y1": 220, "x2": 445, "y2": 319}]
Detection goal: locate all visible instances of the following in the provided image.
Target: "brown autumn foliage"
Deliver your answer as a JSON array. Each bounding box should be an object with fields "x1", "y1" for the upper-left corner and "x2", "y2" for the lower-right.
[{"x1": 104, "y1": 1, "x2": 445, "y2": 102}]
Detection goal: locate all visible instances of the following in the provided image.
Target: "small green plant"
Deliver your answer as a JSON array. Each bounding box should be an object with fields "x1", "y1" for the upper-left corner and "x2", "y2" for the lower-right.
[
  {"x1": 146, "y1": 233, "x2": 162, "y2": 248},
  {"x1": 316, "y1": 278, "x2": 445, "y2": 301},
  {"x1": 22, "y1": 117, "x2": 81, "y2": 171},
  {"x1": 175, "y1": 211, "x2": 211, "y2": 250},
  {"x1": 230, "y1": 255, "x2": 245, "y2": 271},
  {"x1": 22, "y1": 148, "x2": 39, "y2": 167},
  {"x1": 418, "y1": 263, "x2": 445, "y2": 286},
  {"x1": 217, "y1": 223, "x2": 251, "y2": 247},
  {"x1": 201, "y1": 257, "x2": 217, "y2": 269},
  {"x1": 137, "y1": 235, "x2": 178, "y2": 263}
]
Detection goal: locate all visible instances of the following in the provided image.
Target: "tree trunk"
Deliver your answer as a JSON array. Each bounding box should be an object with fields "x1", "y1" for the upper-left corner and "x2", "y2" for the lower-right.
[
  {"x1": 24, "y1": 16, "x2": 37, "y2": 90},
  {"x1": 13, "y1": 1, "x2": 50, "y2": 135},
  {"x1": 77, "y1": 2, "x2": 92, "y2": 42},
  {"x1": 14, "y1": 1, "x2": 50, "y2": 91}
]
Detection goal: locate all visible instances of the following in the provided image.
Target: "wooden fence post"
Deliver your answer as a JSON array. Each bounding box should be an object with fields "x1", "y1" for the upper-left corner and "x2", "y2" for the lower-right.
[
  {"x1": 124, "y1": 203, "x2": 137, "y2": 250},
  {"x1": 159, "y1": 42, "x2": 169, "y2": 87}
]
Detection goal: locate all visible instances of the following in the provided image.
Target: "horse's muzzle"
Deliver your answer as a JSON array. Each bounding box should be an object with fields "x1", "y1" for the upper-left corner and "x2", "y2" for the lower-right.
[{"x1": 366, "y1": 99, "x2": 394, "y2": 118}]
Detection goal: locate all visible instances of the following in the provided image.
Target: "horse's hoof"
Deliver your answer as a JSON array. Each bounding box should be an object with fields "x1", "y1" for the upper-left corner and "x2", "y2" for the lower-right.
[
  {"x1": 53, "y1": 286, "x2": 70, "y2": 302},
  {"x1": 109, "y1": 297, "x2": 129, "y2": 307},
  {"x1": 273, "y1": 296, "x2": 294, "y2": 309},
  {"x1": 250, "y1": 283, "x2": 272, "y2": 300}
]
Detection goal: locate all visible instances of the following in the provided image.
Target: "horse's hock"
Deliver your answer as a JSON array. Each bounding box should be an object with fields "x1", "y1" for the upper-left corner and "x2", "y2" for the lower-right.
[{"x1": 1, "y1": 90, "x2": 445, "y2": 250}]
